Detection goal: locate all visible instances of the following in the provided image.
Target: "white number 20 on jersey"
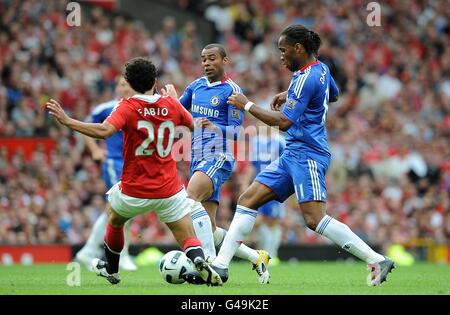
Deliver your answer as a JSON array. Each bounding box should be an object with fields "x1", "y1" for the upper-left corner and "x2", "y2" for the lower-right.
[{"x1": 135, "y1": 120, "x2": 175, "y2": 158}]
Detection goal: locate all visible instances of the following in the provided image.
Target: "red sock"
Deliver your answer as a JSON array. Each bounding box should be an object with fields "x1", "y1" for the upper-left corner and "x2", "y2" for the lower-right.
[
  {"x1": 182, "y1": 237, "x2": 204, "y2": 262},
  {"x1": 182, "y1": 237, "x2": 201, "y2": 251},
  {"x1": 104, "y1": 223, "x2": 124, "y2": 253}
]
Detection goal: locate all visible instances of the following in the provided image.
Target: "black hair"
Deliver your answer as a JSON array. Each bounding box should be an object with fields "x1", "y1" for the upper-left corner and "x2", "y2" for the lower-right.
[
  {"x1": 281, "y1": 25, "x2": 321, "y2": 57},
  {"x1": 203, "y1": 43, "x2": 228, "y2": 58},
  {"x1": 124, "y1": 57, "x2": 157, "y2": 94}
]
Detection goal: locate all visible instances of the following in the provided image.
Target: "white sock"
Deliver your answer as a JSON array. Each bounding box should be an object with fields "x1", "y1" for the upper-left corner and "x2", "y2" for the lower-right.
[
  {"x1": 213, "y1": 205, "x2": 257, "y2": 269},
  {"x1": 214, "y1": 227, "x2": 259, "y2": 263},
  {"x1": 316, "y1": 215, "x2": 385, "y2": 264},
  {"x1": 256, "y1": 224, "x2": 271, "y2": 254},
  {"x1": 83, "y1": 212, "x2": 107, "y2": 254},
  {"x1": 190, "y1": 199, "x2": 216, "y2": 260},
  {"x1": 213, "y1": 226, "x2": 227, "y2": 248},
  {"x1": 120, "y1": 219, "x2": 132, "y2": 258},
  {"x1": 269, "y1": 225, "x2": 282, "y2": 258}
]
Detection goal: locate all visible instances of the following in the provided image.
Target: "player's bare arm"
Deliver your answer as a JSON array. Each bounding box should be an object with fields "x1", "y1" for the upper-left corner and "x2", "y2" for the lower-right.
[
  {"x1": 270, "y1": 91, "x2": 288, "y2": 111},
  {"x1": 227, "y1": 93, "x2": 292, "y2": 131},
  {"x1": 46, "y1": 99, "x2": 117, "y2": 139},
  {"x1": 271, "y1": 90, "x2": 337, "y2": 108},
  {"x1": 83, "y1": 135, "x2": 106, "y2": 161}
]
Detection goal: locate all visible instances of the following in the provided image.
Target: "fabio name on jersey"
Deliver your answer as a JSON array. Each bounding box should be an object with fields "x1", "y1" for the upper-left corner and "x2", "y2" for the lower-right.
[{"x1": 106, "y1": 94, "x2": 193, "y2": 199}]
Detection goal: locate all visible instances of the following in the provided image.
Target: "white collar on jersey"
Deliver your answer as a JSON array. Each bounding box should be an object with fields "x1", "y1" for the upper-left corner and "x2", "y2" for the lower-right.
[
  {"x1": 131, "y1": 94, "x2": 161, "y2": 103},
  {"x1": 204, "y1": 76, "x2": 228, "y2": 87}
]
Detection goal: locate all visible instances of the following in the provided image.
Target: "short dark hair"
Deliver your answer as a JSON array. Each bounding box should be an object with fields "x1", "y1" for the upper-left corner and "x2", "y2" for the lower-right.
[
  {"x1": 124, "y1": 57, "x2": 157, "y2": 93},
  {"x1": 281, "y1": 25, "x2": 321, "y2": 57},
  {"x1": 203, "y1": 43, "x2": 227, "y2": 58}
]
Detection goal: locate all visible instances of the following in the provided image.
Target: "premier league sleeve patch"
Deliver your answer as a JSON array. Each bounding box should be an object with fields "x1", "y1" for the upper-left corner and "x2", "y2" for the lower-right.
[
  {"x1": 231, "y1": 109, "x2": 241, "y2": 119},
  {"x1": 285, "y1": 98, "x2": 297, "y2": 110}
]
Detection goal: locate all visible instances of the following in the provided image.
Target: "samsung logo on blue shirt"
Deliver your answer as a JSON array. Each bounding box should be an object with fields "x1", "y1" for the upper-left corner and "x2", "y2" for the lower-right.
[{"x1": 191, "y1": 104, "x2": 220, "y2": 118}]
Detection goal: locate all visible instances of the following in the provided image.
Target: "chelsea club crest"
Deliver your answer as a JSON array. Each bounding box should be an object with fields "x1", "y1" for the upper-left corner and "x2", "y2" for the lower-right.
[{"x1": 210, "y1": 96, "x2": 220, "y2": 107}]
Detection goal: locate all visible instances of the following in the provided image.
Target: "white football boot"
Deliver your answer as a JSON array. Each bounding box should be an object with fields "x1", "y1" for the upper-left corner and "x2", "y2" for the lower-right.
[
  {"x1": 253, "y1": 250, "x2": 271, "y2": 284},
  {"x1": 367, "y1": 256, "x2": 395, "y2": 286},
  {"x1": 91, "y1": 258, "x2": 121, "y2": 285}
]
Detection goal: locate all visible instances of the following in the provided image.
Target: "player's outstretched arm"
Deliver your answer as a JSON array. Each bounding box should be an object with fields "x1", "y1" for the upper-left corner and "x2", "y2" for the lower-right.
[
  {"x1": 227, "y1": 93, "x2": 292, "y2": 131},
  {"x1": 83, "y1": 135, "x2": 106, "y2": 161},
  {"x1": 46, "y1": 99, "x2": 117, "y2": 139}
]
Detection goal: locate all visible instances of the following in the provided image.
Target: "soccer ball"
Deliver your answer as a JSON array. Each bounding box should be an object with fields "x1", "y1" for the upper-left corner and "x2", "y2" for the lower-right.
[{"x1": 159, "y1": 250, "x2": 194, "y2": 284}]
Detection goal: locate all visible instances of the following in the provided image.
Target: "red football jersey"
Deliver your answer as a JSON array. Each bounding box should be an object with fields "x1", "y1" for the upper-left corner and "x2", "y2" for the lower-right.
[{"x1": 106, "y1": 94, "x2": 193, "y2": 199}]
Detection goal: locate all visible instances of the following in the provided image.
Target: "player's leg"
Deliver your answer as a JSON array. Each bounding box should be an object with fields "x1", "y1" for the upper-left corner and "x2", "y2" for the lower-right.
[
  {"x1": 120, "y1": 219, "x2": 137, "y2": 271},
  {"x1": 266, "y1": 217, "x2": 282, "y2": 265},
  {"x1": 290, "y1": 157, "x2": 394, "y2": 286},
  {"x1": 254, "y1": 216, "x2": 271, "y2": 263},
  {"x1": 263, "y1": 202, "x2": 284, "y2": 265},
  {"x1": 75, "y1": 211, "x2": 107, "y2": 269},
  {"x1": 256, "y1": 217, "x2": 273, "y2": 258},
  {"x1": 211, "y1": 182, "x2": 280, "y2": 280},
  {"x1": 104, "y1": 205, "x2": 128, "y2": 273},
  {"x1": 202, "y1": 200, "x2": 218, "y2": 231},
  {"x1": 76, "y1": 158, "x2": 138, "y2": 271},
  {"x1": 75, "y1": 160, "x2": 115, "y2": 269},
  {"x1": 186, "y1": 169, "x2": 216, "y2": 260},
  {"x1": 201, "y1": 164, "x2": 263, "y2": 265},
  {"x1": 108, "y1": 158, "x2": 137, "y2": 271},
  {"x1": 182, "y1": 164, "x2": 267, "y2": 285},
  {"x1": 91, "y1": 204, "x2": 128, "y2": 285},
  {"x1": 158, "y1": 189, "x2": 222, "y2": 286},
  {"x1": 301, "y1": 201, "x2": 394, "y2": 285},
  {"x1": 212, "y1": 156, "x2": 294, "y2": 283},
  {"x1": 205, "y1": 201, "x2": 261, "y2": 265},
  {"x1": 165, "y1": 215, "x2": 221, "y2": 286},
  {"x1": 91, "y1": 182, "x2": 138, "y2": 284},
  {"x1": 255, "y1": 203, "x2": 276, "y2": 259}
]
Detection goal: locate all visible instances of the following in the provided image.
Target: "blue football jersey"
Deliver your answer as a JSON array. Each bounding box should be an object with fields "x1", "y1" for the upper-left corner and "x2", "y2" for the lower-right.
[
  {"x1": 281, "y1": 61, "x2": 339, "y2": 165},
  {"x1": 251, "y1": 133, "x2": 286, "y2": 174},
  {"x1": 180, "y1": 76, "x2": 244, "y2": 162},
  {"x1": 85, "y1": 99, "x2": 123, "y2": 160}
]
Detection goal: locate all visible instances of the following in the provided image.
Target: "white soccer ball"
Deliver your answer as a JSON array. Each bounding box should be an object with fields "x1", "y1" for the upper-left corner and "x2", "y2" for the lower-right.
[{"x1": 159, "y1": 250, "x2": 194, "y2": 284}]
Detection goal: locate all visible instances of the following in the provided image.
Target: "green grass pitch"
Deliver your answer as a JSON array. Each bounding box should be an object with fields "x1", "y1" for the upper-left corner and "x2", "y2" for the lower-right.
[{"x1": 1, "y1": 261, "x2": 449, "y2": 295}]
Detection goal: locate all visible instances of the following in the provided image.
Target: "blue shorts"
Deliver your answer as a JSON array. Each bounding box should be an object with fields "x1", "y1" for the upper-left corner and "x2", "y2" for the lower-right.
[
  {"x1": 255, "y1": 150, "x2": 329, "y2": 204},
  {"x1": 102, "y1": 158, "x2": 124, "y2": 190},
  {"x1": 258, "y1": 200, "x2": 284, "y2": 218},
  {"x1": 190, "y1": 155, "x2": 233, "y2": 203}
]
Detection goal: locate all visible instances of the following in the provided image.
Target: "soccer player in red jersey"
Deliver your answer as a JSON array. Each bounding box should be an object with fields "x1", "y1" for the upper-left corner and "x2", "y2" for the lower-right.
[{"x1": 46, "y1": 57, "x2": 222, "y2": 286}]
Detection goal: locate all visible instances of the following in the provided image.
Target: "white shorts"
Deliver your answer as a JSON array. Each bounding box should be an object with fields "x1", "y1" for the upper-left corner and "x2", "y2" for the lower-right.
[{"x1": 106, "y1": 183, "x2": 191, "y2": 223}]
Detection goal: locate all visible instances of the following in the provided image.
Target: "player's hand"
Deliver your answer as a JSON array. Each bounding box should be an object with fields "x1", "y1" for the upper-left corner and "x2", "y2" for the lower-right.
[
  {"x1": 197, "y1": 117, "x2": 216, "y2": 130},
  {"x1": 227, "y1": 92, "x2": 249, "y2": 110},
  {"x1": 46, "y1": 99, "x2": 70, "y2": 125},
  {"x1": 161, "y1": 84, "x2": 179, "y2": 99},
  {"x1": 92, "y1": 148, "x2": 106, "y2": 162},
  {"x1": 270, "y1": 91, "x2": 288, "y2": 111}
]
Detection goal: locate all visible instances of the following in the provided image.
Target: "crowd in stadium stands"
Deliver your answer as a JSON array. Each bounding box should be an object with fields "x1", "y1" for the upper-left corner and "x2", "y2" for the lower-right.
[{"x1": 0, "y1": 0, "x2": 449, "y2": 252}]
